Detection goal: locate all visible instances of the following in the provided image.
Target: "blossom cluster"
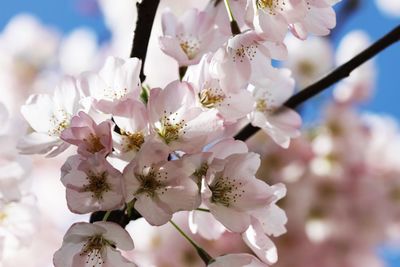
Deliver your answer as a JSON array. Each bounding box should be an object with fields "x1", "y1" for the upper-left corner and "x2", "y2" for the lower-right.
[{"x1": 17, "y1": 0, "x2": 340, "y2": 266}]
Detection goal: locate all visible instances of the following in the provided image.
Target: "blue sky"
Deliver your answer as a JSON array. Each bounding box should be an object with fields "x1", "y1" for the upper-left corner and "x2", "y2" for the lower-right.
[{"x1": 0, "y1": 1, "x2": 399, "y2": 266}]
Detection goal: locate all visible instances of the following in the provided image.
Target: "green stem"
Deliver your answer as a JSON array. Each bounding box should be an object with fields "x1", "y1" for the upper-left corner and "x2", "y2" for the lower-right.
[
  {"x1": 169, "y1": 220, "x2": 214, "y2": 265},
  {"x1": 102, "y1": 211, "x2": 111, "y2": 221}
]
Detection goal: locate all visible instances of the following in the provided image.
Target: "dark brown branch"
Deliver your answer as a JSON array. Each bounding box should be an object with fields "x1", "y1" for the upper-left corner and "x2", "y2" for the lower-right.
[
  {"x1": 130, "y1": 0, "x2": 160, "y2": 82},
  {"x1": 235, "y1": 24, "x2": 400, "y2": 141},
  {"x1": 284, "y1": 24, "x2": 400, "y2": 109}
]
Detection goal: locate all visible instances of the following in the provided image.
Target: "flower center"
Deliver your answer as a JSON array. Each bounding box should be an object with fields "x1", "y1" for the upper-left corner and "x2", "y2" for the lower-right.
[
  {"x1": 298, "y1": 60, "x2": 316, "y2": 77},
  {"x1": 256, "y1": 0, "x2": 286, "y2": 15},
  {"x1": 84, "y1": 133, "x2": 105, "y2": 154},
  {"x1": 210, "y1": 176, "x2": 243, "y2": 207},
  {"x1": 121, "y1": 130, "x2": 145, "y2": 152},
  {"x1": 83, "y1": 171, "x2": 111, "y2": 200},
  {"x1": 135, "y1": 167, "x2": 167, "y2": 198},
  {"x1": 178, "y1": 35, "x2": 201, "y2": 60},
  {"x1": 199, "y1": 88, "x2": 226, "y2": 108},
  {"x1": 103, "y1": 87, "x2": 129, "y2": 100},
  {"x1": 48, "y1": 109, "x2": 71, "y2": 136},
  {"x1": 0, "y1": 211, "x2": 7, "y2": 222},
  {"x1": 156, "y1": 111, "x2": 186, "y2": 144},
  {"x1": 80, "y1": 234, "x2": 113, "y2": 266},
  {"x1": 232, "y1": 44, "x2": 258, "y2": 63}
]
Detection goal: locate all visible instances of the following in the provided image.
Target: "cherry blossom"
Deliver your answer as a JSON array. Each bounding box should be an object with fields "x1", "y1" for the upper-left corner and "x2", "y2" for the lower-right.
[
  {"x1": 211, "y1": 30, "x2": 287, "y2": 93},
  {"x1": 61, "y1": 111, "x2": 113, "y2": 158},
  {"x1": 147, "y1": 81, "x2": 223, "y2": 153},
  {"x1": 185, "y1": 53, "x2": 254, "y2": 122},
  {"x1": 248, "y1": 68, "x2": 302, "y2": 148},
  {"x1": 18, "y1": 77, "x2": 80, "y2": 157},
  {"x1": 203, "y1": 152, "x2": 276, "y2": 233},
  {"x1": 53, "y1": 221, "x2": 136, "y2": 267},
  {"x1": 61, "y1": 154, "x2": 125, "y2": 214},
  {"x1": 123, "y1": 140, "x2": 200, "y2": 225},
  {"x1": 79, "y1": 56, "x2": 141, "y2": 113},
  {"x1": 159, "y1": 8, "x2": 222, "y2": 67},
  {"x1": 111, "y1": 100, "x2": 149, "y2": 162},
  {"x1": 245, "y1": 0, "x2": 306, "y2": 42}
]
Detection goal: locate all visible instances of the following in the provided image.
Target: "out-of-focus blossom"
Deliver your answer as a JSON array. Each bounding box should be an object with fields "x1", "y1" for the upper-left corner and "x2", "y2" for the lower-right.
[
  {"x1": 59, "y1": 28, "x2": 100, "y2": 76},
  {"x1": 375, "y1": 0, "x2": 400, "y2": 17},
  {"x1": 333, "y1": 31, "x2": 376, "y2": 104},
  {"x1": 53, "y1": 221, "x2": 136, "y2": 267},
  {"x1": 284, "y1": 35, "x2": 333, "y2": 88}
]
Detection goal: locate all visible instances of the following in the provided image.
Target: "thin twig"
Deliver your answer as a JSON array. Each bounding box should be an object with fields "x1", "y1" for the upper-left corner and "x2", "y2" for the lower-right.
[{"x1": 235, "y1": 24, "x2": 400, "y2": 141}]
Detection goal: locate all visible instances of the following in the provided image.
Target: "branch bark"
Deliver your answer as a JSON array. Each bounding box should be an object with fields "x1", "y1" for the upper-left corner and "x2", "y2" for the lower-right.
[
  {"x1": 130, "y1": 0, "x2": 160, "y2": 82},
  {"x1": 235, "y1": 24, "x2": 400, "y2": 141}
]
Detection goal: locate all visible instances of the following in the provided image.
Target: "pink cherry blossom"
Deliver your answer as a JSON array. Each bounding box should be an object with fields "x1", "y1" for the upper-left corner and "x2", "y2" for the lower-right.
[
  {"x1": 159, "y1": 8, "x2": 223, "y2": 67},
  {"x1": 248, "y1": 68, "x2": 302, "y2": 148},
  {"x1": 185, "y1": 53, "x2": 254, "y2": 123},
  {"x1": 61, "y1": 111, "x2": 113, "y2": 157},
  {"x1": 18, "y1": 77, "x2": 80, "y2": 157},
  {"x1": 209, "y1": 253, "x2": 268, "y2": 267},
  {"x1": 147, "y1": 81, "x2": 223, "y2": 153},
  {"x1": 79, "y1": 56, "x2": 141, "y2": 113},
  {"x1": 203, "y1": 152, "x2": 276, "y2": 233},
  {"x1": 210, "y1": 30, "x2": 287, "y2": 93},
  {"x1": 53, "y1": 221, "x2": 136, "y2": 267},
  {"x1": 290, "y1": 0, "x2": 337, "y2": 40},
  {"x1": 245, "y1": 0, "x2": 306, "y2": 42},
  {"x1": 61, "y1": 154, "x2": 125, "y2": 214},
  {"x1": 123, "y1": 140, "x2": 200, "y2": 226},
  {"x1": 112, "y1": 99, "x2": 149, "y2": 162}
]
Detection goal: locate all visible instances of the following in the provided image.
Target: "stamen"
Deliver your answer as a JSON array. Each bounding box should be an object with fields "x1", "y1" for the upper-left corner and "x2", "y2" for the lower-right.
[
  {"x1": 120, "y1": 130, "x2": 145, "y2": 152},
  {"x1": 83, "y1": 171, "x2": 111, "y2": 200},
  {"x1": 210, "y1": 176, "x2": 244, "y2": 207},
  {"x1": 199, "y1": 88, "x2": 226, "y2": 108}
]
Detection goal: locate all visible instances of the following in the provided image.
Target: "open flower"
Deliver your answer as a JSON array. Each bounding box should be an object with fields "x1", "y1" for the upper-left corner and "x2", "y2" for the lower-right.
[
  {"x1": 61, "y1": 111, "x2": 113, "y2": 158},
  {"x1": 159, "y1": 8, "x2": 222, "y2": 67},
  {"x1": 148, "y1": 81, "x2": 223, "y2": 153},
  {"x1": 248, "y1": 68, "x2": 301, "y2": 148},
  {"x1": 123, "y1": 140, "x2": 200, "y2": 226},
  {"x1": 203, "y1": 152, "x2": 276, "y2": 233},
  {"x1": 245, "y1": 0, "x2": 306, "y2": 42},
  {"x1": 210, "y1": 30, "x2": 287, "y2": 93},
  {"x1": 79, "y1": 56, "x2": 142, "y2": 113},
  {"x1": 185, "y1": 53, "x2": 254, "y2": 123},
  {"x1": 18, "y1": 77, "x2": 80, "y2": 157},
  {"x1": 53, "y1": 221, "x2": 136, "y2": 267},
  {"x1": 61, "y1": 154, "x2": 125, "y2": 214},
  {"x1": 112, "y1": 99, "x2": 149, "y2": 162}
]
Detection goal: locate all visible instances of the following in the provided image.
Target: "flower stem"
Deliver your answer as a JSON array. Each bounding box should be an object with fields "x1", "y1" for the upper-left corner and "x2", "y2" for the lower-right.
[
  {"x1": 102, "y1": 211, "x2": 111, "y2": 221},
  {"x1": 223, "y1": 0, "x2": 241, "y2": 35},
  {"x1": 169, "y1": 220, "x2": 214, "y2": 265}
]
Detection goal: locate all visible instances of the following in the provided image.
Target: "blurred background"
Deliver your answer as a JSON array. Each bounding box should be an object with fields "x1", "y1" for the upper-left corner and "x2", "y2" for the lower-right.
[{"x1": 0, "y1": 0, "x2": 399, "y2": 266}]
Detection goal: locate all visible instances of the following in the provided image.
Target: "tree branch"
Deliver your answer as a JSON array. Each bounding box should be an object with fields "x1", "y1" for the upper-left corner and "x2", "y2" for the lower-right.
[
  {"x1": 130, "y1": 0, "x2": 160, "y2": 82},
  {"x1": 235, "y1": 24, "x2": 400, "y2": 141}
]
